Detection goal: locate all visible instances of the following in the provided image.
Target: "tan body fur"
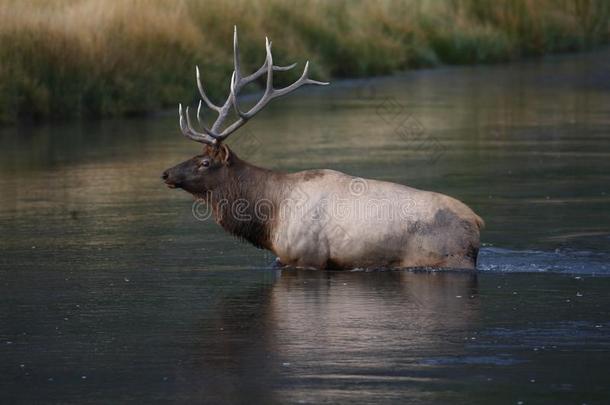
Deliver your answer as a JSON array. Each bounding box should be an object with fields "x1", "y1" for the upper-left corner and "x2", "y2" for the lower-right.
[{"x1": 268, "y1": 169, "x2": 483, "y2": 270}]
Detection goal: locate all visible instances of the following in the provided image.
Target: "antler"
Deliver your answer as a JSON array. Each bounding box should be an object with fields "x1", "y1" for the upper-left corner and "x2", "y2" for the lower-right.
[{"x1": 179, "y1": 26, "x2": 329, "y2": 145}]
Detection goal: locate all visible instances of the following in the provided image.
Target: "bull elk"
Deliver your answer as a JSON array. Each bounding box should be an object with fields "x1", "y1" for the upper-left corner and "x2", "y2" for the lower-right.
[{"x1": 162, "y1": 27, "x2": 484, "y2": 270}]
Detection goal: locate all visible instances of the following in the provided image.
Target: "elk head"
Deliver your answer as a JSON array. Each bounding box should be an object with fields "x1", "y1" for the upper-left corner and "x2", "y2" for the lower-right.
[{"x1": 162, "y1": 26, "x2": 328, "y2": 196}]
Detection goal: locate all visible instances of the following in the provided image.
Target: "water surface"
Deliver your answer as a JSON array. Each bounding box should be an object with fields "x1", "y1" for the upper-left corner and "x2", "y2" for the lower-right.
[{"x1": 1, "y1": 50, "x2": 610, "y2": 403}]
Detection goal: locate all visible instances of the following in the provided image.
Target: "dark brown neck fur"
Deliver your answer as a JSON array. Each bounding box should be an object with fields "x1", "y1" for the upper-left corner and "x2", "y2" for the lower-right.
[{"x1": 207, "y1": 154, "x2": 286, "y2": 250}]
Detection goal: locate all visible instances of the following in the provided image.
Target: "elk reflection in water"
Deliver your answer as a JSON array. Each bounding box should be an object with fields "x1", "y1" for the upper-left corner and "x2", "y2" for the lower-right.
[{"x1": 176, "y1": 271, "x2": 479, "y2": 402}]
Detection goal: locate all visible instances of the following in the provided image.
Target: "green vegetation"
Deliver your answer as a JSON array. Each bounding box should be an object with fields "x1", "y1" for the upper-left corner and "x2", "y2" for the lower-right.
[{"x1": 0, "y1": 0, "x2": 609, "y2": 124}]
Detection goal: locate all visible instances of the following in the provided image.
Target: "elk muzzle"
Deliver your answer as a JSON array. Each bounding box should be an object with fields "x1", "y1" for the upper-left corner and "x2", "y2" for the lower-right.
[{"x1": 162, "y1": 166, "x2": 183, "y2": 189}]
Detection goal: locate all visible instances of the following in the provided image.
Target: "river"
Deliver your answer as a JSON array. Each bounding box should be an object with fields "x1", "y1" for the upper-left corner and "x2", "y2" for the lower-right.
[{"x1": 1, "y1": 50, "x2": 609, "y2": 403}]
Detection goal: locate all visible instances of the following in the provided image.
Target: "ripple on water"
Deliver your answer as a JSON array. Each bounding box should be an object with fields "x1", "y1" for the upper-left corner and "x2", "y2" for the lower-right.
[
  {"x1": 478, "y1": 247, "x2": 610, "y2": 275},
  {"x1": 421, "y1": 355, "x2": 525, "y2": 366}
]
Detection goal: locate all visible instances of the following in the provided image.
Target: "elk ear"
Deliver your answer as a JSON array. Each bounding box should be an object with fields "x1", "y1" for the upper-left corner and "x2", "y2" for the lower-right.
[{"x1": 220, "y1": 144, "x2": 232, "y2": 166}]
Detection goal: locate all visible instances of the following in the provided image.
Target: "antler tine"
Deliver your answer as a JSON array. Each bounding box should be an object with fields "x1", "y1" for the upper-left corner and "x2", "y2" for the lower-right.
[
  {"x1": 223, "y1": 36, "x2": 272, "y2": 130},
  {"x1": 228, "y1": 37, "x2": 274, "y2": 123},
  {"x1": 178, "y1": 104, "x2": 218, "y2": 145},
  {"x1": 264, "y1": 37, "x2": 274, "y2": 95},
  {"x1": 242, "y1": 62, "x2": 297, "y2": 84},
  {"x1": 241, "y1": 40, "x2": 297, "y2": 85},
  {"x1": 272, "y1": 60, "x2": 329, "y2": 98},
  {"x1": 229, "y1": 71, "x2": 244, "y2": 118},
  {"x1": 196, "y1": 66, "x2": 222, "y2": 113},
  {"x1": 196, "y1": 100, "x2": 203, "y2": 124},
  {"x1": 233, "y1": 25, "x2": 241, "y2": 82},
  {"x1": 233, "y1": 27, "x2": 298, "y2": 86}
]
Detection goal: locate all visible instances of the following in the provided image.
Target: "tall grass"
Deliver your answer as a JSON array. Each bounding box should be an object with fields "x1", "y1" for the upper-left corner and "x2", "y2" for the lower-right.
[{"x1": 0, "y1": 0, "x2": 608, "y2": 124}]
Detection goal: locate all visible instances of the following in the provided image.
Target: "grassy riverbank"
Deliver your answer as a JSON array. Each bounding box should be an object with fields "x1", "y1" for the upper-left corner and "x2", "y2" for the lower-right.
[{"x1": 0, "y1": 0, "x2": 609, "y2": 124}]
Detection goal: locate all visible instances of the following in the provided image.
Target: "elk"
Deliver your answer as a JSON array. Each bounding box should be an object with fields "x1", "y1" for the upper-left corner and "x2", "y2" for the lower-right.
[{"x1": 162, "y1": 27, "x2": 484, "y2": 270}]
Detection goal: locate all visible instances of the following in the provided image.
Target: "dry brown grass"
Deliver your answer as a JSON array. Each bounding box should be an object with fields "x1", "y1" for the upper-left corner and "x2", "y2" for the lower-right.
[{"x1": 0, "y1": 0, "x2": 608, "y2": 124}]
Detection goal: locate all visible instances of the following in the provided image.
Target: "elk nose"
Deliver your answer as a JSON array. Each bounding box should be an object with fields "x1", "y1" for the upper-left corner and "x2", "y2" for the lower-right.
[{"x1": 161, "y1": 171, "x2": 169, "y2": 181}]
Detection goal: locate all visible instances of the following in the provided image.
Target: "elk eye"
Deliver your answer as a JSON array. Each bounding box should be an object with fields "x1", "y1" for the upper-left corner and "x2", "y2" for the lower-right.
[{"x1": 199, "y1": 160, "x2": 210, "y2": 168}]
